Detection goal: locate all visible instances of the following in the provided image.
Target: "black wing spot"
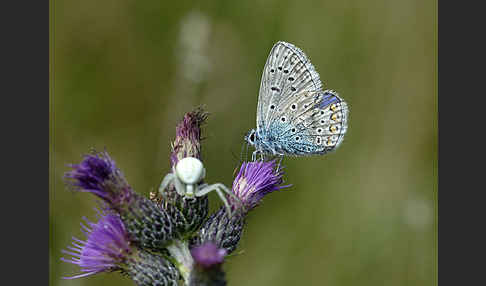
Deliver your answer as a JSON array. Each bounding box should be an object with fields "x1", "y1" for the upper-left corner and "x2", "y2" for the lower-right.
[
  {"x1": 278, "y1": 67, "x2": 282, "y2": 71},
  {"x1": 284, "y1": 69, "x2": 289, "y2": 74},
  {"x1": 288, "y1": 77, "x2": 294, "y2": 81},
  {"x1": 271, "y1": 87, "x2": 280, "y2": 92},
  {"x1": 290, "y1": 87, "x2": 296, "y2": 91},
  {"x1": 270, "y1": 105, "x2": 275, "y2": 110}
]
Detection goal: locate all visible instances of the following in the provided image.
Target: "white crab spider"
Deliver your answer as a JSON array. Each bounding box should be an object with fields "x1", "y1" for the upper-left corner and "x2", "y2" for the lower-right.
[{"x1": 159, "y1": 157, "x2": 236, "y2": 216}]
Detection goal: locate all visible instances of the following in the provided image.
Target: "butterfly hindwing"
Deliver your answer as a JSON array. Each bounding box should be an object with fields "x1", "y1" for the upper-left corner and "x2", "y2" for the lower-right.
[
  {"x1": 273, "y1": 90, "x2": 349, "y2": 155},
  {"x1": 303, "y1": 90, "x2": 349, "y2": 152}
]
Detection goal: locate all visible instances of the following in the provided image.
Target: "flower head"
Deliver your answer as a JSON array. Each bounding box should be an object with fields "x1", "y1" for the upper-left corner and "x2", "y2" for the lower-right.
[
  {"x1": 61, "y1": 210, "x2": 132, "y2": 279},
  {"x1": 66, "y1": 150, "x2": 176, "y2": 250},
  {"x1": 65, "y1": 150, "x2": 133, "y2": 207},
  {"x1": 62, "y1": 210, "x2": 180, "y2": 284},
  {"x1": 191, "y1": 242, "x2": 227, "y2": 268},
  {"x1": 170, "y1": 107, "x2": 208, "y2": 167},
  {"x1": 231, "y1": 160, "x2": 290, "y2": 211}
]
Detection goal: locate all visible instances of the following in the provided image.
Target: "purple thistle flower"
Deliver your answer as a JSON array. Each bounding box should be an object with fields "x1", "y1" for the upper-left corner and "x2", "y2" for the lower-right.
[
  {"x1": 170, "y1": 107, "x2": 208, "y2": 167},
  {"x1": 62, "y1": 210, "x2": 180, "y2": 284},
  {"x1": 61, "y1": 210, "x2": 132, "y2": 279},
  {"x1": 191, "y1": 242, "x2": 227, "y2": 268},
  {"x1": 161, "y1": 108, "x2": 210, "y2": 235},
  {"x1": 66, "y1": 150, "x2": 177, "y2": 250},
  {"x1": 65, "y1": 150, "x2": 133, "y2": 208},
  {"x1": 231, "y1": 160, "x2": 291, "y2": 211},
  {"x1": 193, "y1": 160, "x2": 290, "y2": 255}
]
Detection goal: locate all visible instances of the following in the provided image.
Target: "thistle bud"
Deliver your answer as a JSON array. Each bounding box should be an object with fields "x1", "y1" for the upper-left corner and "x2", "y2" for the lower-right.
[{"x1": 189, "y1": 242, "x2": 227, "y2": 286}]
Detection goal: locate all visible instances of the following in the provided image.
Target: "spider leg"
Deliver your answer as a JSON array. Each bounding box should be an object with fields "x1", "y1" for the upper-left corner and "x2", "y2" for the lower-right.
[
  {"x1": 195, "y1": 183, "x2": 237, "y2": 217},
  {"x1": 159, "y1": 173, "x2": 187, "y2": 198},
  {"x1": 173, "y1": 176, "x2": 187, "y2": 197},
  {"x1": 158, "y1": 173, "x2": 175, "y2": 197}
]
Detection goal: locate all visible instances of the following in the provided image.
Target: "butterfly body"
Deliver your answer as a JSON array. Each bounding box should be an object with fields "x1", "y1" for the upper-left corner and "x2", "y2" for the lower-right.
[{"x1": 245, "y1": 41, "x2": 349, "y2": 159}]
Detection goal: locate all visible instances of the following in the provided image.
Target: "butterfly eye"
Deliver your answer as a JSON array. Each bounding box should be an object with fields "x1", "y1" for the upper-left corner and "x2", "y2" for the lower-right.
[{"x1": 250, "y1": 132, "x2": 255, "y2": 142}]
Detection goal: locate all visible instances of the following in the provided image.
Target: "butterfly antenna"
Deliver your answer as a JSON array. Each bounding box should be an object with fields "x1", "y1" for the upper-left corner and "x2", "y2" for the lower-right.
[
  {"x1": 241, "y1": 141, "x2": 251, "y2": 163},
  {"x1": 239, "y1": 142, "x2": 245, "y2": 164},
  {"x1": 230, "y1": 148, "x2": 240, "y2": 164}
]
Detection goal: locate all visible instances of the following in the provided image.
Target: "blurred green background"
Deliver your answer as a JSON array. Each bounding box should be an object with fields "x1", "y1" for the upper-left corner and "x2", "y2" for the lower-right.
[{"x1": 49, "y1": 0, "x2": 437, "y2": 285}]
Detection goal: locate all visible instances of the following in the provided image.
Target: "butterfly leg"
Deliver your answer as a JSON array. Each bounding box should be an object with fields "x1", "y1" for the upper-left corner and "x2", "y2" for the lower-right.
[
  {"x1": 251, "y1": 150, "x2": 260, "y2": 162},
  {"x1": 275, "y1": 154, "x2": 285, "y2": 172}
]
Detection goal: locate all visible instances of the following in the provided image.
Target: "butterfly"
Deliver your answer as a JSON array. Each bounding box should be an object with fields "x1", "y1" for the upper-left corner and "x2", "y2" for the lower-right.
[{"x1": 245, "y1": 41, "x2": 349, "y2": 160}]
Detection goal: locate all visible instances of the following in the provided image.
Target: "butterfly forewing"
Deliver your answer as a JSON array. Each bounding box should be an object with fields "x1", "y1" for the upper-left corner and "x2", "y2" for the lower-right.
[{"x1": 256, "y1": 41, "x2": 323, "y2": 131}]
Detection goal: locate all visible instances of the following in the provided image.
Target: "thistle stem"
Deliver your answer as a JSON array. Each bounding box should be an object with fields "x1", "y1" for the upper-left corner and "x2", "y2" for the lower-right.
[{"x1": 166, "y1": 239, "x2": 194, "y2": 285}]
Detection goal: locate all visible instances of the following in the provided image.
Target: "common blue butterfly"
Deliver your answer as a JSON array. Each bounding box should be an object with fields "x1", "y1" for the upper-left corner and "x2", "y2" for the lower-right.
[{"x1": 245, "y1": 41, "x2": 349, "y2": 160}]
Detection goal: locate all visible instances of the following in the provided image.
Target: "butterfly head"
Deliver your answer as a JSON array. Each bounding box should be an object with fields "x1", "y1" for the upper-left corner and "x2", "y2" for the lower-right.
[{"x1": 244, "y1": 129, "x2": 257, "y2": 146}]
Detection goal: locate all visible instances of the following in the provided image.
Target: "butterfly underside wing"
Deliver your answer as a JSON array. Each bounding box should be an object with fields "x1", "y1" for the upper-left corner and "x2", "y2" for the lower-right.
[{"x1": 255, "y1": 41, "x2": 348, "y2": 156}]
